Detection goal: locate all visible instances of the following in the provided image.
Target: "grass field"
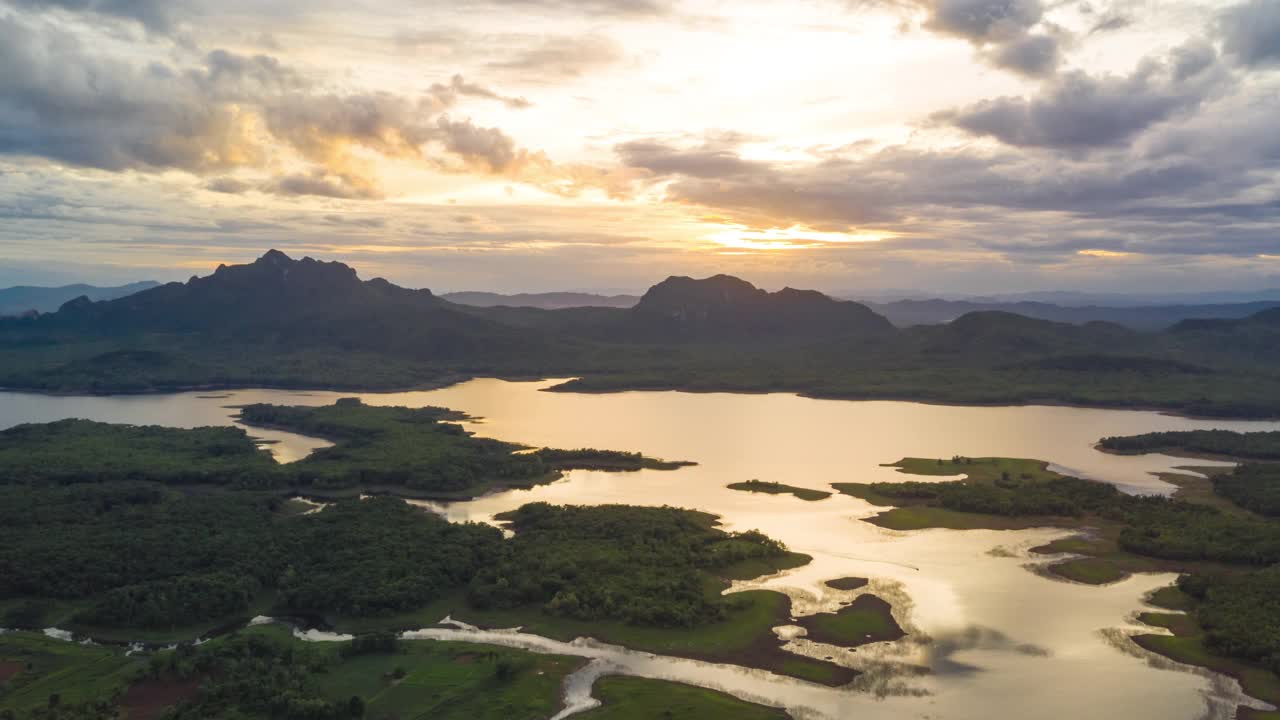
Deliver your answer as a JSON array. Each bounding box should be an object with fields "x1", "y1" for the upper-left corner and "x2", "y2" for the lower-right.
[
  {"x1": 795, "y1": 595, "x2": 904, "y2": 648},
  {"x1": 887, "y1": 456, "x2": 1062, "y2": 483},
  {"x1": 0, "y1": 632, "x2": 142, "y2": 715},
  {"x1": 236, "y1": 624, "x2": 792, "y2": 720},
  {"x1": 580, "y1": 676, "x2": 788, "y2": 719},
  {"x1": 1045, "y1": 557, "x2": 1128, "y2": 584},
  {"x1": 313, "y1": 637, "x2": 582, "y2": 720},
  {"x1": 1134, "y1": 623, "x2": 1280, "y2": 710}
]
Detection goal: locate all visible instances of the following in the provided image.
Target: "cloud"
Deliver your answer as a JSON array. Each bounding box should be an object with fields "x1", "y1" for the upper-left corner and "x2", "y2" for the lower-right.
[
  {"x1": 1218, "y1": 0, "x2": 1280, "y2": 68},
  {"x1": 434, "y1": 116, "x2": 520, "y2": 171},
  {"x1": 487, "y1": 35, "x2": 623, "y2": 79},
  {"x1": 7, "y1": 0, "x2": 180, "y2": 31},
  {"x1": 1088, "y1": 11, "x2": 1132, "y2": 34},
  {"x1": 925, "y1": 0, "x2": 1043, "y2": 41},
  {"x1": 0, "y1": 16, "x2": 264, "y2": 172},
  {"x1": 603, "y1": 62, "x2": 1280, "y2": 266},
  {"x1": 616, "y1": 139, "x2": 757, "y2": 178},
  {"x1": 985, "y1": 31, "x2": 1060, "y2": 76},
  {"x1": 205, "y1": 177, "x2": 253, "y2": 194},
  {"x1": 266, "y1": 172, "x2": 380, "y2": 199},
  {"x1": 429, "y1": 74, "x2": 531, "y2": 109},
  {"x1": 0, "y1": 13, "x2": 581, "y2": 199},
  {"x1": 935, "y1": 45, "x2": 1224, "y2": 149},
  {"x1": 484, "y1": 0, "x2": 668, "y2": 16},
  {"x1": 855, "y1": 0, "x2": 1063, "y2": 76}
]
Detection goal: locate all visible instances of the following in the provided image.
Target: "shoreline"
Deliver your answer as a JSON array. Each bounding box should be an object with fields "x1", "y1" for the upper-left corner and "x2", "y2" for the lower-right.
[{"x1": 6, "y1": 374, "x2": 1280, "y2": 422}]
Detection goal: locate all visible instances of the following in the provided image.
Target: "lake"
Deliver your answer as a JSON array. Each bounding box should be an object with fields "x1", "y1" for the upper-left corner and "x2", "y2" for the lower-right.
[{"x1": 4, "y1": 379, "x2": 1278, "y2": 719}]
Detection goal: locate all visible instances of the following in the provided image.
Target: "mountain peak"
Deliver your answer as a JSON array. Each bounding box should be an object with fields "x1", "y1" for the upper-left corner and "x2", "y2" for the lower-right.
[
  {"x1": 631, "y1": 273, "x2": 892, "y2": 340},
  {"x1": 256, "y1": 249, "x2": 293, "y2": 265}
]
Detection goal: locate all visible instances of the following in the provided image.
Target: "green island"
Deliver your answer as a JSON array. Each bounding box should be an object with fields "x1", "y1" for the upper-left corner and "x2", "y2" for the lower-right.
[
  {"x1": 793, "y1": 595, "x2": 904, "y2": 648},
  {"x1": 823, "y1": 577, "x2": 869, "y2": 591},
  {"x1": 0, "y1": 399, "x2": 693, "y2": 501},
  {"x1": 727, "y1": 480, "x2": 832, "y2": 501},
  {"x1": 833, "y1": 444, "x2": 1280, "y2": 715},
  {"x1": 5, "y1": 252, "x2": 1280, "y2": 420},
  {"x1": 0, "y1": 623, "x2": 792, "y2": 720},
  {"x1": 1099, "y1": 429, "x2": 1280, "y2": 460}
]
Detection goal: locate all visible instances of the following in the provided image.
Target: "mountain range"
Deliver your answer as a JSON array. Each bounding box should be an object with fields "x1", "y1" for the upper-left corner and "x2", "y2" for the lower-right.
[
  {"x1": 441, "y1": 291, "x2": 640, "y2": 310},
  {"x1": 3, "y1": 250, "x2": 1280, "y2": 417},
  {"x1": 0, "y1": 282, "x2": 159, "y2": 317},
  {"x1": 440, "y1": 288, "x2": 1280, "y2": 332}
]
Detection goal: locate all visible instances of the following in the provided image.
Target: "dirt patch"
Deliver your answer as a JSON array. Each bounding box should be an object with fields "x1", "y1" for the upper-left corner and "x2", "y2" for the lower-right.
[
  {"x1": 0, "y1": 661, "x2": 24, "y2": 683},
  {"x1": 823, "y1": 577, "x2": 869, "y2": 591},
  {"x1": 120, "y1": 677, "x2": 203, "y2": 720}
]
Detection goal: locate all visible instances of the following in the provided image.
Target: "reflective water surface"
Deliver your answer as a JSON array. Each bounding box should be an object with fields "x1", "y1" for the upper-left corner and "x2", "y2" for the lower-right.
[{"x1": 4, "y1": 379, "x2": 1280, "y2": 719}]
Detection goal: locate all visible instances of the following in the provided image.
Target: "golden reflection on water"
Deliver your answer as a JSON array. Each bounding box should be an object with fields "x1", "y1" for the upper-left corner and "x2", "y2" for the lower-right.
[{"x1": 3, "y1": 379, "x2": 1280, "y2": 719}]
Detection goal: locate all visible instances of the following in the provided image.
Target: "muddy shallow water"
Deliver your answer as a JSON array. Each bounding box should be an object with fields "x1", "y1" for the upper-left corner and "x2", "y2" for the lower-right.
[{"x1": 5, "y1": 378, "x2": 1280, "y2": 719}]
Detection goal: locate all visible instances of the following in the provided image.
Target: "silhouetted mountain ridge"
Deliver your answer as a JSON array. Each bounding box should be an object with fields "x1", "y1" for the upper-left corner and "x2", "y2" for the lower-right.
[
  {"x1": 866, "y1": 298, "x2": 1280, "y2": 330},
  {"x1": 24, "y1": 250, "x2": 550, "y2": 363},
  {"x1": 0, "y1": 281, "x2": 159, "y2": 316},
  {"x1": 6, "y1": 251, "x2": 1280, "y2": 417},
  {"x1": 442, "y1": 291, "x2": 639, "y2": 309},
  {"x1": 631, "y1": 274, "x2": 894, "y2": 340}
]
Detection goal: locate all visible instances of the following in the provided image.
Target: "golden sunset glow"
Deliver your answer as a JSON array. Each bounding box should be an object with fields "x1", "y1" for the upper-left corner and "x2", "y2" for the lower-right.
[
  {"x1": 1076, "y1": 249, "x2": 1134, "y2": 259},
  {"x1": 705, "y1": 225, "x2": 896, "y2": 251},
  {"x1": 0, "y1": 0, "x2": 1276, "y2": 295}
]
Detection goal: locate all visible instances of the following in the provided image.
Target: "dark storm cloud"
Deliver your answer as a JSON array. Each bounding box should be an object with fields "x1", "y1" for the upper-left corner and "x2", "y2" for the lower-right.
[
  {"x1": 936, "y1": 44, "x2": 1223, "y2": 149},
  {"x1": 1218, "y1": 0, "x2": 1280, "y2": 68}
]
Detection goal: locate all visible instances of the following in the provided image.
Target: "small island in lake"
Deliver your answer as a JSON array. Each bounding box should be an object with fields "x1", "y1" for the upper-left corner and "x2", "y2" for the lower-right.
[
  {"x1": 824, "y1": 577, "x2": 869, "y2": 591},
  {"x1": 728, "y1": 479, "x2": 832, "y2": 501},
  {"x1": 794, "y1": 595, "x2": 904, "y2": 648},
  {"x1": 831, "y1": 446, "x2": 1280, "y2": 715}
]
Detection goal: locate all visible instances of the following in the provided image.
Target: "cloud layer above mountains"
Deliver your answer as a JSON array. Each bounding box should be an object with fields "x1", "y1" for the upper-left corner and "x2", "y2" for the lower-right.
[{"x1": 1, "y1": 0, "x2": 1278, "y2": 293}]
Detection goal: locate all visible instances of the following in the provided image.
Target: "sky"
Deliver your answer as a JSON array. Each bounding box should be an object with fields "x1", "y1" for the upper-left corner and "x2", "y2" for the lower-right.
[{"x1": 0, "y1": 0, "x2": 1279, "y2": 294}]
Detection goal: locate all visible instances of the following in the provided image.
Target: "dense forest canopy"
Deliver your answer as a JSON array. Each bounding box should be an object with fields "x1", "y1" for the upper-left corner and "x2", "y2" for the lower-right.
[
  {"x1": 1099, "y1": 429, "x2": 1280, "y2": 459},
  {"x1": 0, "y1": 479, "x2": 791, "y2": 633},
  {"x1": 0, "y1": 420, "x2": 275, "y2": 485},
  {"x1": 469, "y1": 503, "x2": 791, "y2": 627},
  {"x1": 0, "y1": 400, "x2": 685, "y2": 497},
  {"x1": 1213, "y1": 463, "x2": 1280, "y2": 517}
]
